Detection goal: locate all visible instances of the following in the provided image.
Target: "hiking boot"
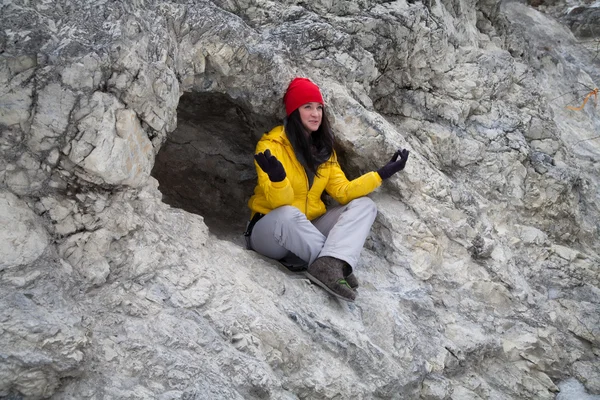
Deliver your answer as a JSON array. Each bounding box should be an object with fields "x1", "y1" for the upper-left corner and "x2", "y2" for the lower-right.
[
  {"x1": 342, "y1": 263, "x2": 359, "y2": 290},
  {"x1": 345, "y1": 273, "x2": 359, "y2": 290},
  {"x1": 306, "y1": 256, "x2": 356, "y2": 302}
]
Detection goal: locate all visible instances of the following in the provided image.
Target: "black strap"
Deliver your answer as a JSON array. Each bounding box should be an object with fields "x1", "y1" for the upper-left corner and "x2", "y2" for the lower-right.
[
  {"x1": 244, "y1": 213, "x2": 264, "y2": 237},
  {"x1": 244, "y1": 213, "x2": 264, "y2": 250}
]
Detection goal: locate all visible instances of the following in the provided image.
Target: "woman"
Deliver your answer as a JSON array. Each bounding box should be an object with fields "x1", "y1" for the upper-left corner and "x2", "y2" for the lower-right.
[{"x1": 246, "y1": 77, "x2": 409, "y2": 302}]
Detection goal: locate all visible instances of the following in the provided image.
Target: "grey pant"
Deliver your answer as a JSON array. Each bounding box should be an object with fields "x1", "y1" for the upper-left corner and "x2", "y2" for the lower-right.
[{"x1": 249, "y1": 197, "x2": 377, "y2": 269}]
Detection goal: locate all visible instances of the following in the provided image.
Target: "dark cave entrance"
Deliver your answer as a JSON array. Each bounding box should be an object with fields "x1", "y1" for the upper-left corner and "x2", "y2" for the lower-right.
[{"x1": 151, "y1": 92, "x2": 279, "y2": 240}]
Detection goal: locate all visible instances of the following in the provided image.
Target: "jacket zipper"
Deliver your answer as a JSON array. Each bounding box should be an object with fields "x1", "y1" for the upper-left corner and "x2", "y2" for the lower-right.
[
  {"x1": 304, "y1": 169, "x2": 309, "y2": 216},
  {"x1": 282, "y1": 140, "x2": 311, "y2": 216}
]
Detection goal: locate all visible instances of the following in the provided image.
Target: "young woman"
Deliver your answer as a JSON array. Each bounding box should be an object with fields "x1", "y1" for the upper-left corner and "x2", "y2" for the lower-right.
[{"x1": 245, "y1": 77, "x2": 409, "y2": 302}]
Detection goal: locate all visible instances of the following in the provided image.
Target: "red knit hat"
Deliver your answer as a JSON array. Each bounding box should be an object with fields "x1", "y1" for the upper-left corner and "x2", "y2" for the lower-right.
[{"x1": 283, "y1": 77, "x2": 324, "y2": 116}]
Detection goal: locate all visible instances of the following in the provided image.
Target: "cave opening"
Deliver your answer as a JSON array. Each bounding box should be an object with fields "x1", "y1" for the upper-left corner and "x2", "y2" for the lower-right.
[{"x1": 151, "y1": 92, "x2": 279, "y2": 241}]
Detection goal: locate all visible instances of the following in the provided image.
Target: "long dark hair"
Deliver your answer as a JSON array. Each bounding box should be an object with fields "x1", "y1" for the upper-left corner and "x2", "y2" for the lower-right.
[{"x1": 284, "y1": 108, "x2": 335, "y2": 176}]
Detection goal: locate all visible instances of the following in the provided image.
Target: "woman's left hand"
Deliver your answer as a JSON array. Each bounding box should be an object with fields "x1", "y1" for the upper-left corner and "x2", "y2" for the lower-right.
[{"x1": 377, "y1": 149, "x2": 410, "y2": 180}]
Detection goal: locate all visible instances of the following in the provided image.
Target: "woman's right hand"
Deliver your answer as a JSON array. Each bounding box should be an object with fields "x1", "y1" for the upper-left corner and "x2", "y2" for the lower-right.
[{"x1": 254, "y1": 149, "x2": 286, "y2": 182}]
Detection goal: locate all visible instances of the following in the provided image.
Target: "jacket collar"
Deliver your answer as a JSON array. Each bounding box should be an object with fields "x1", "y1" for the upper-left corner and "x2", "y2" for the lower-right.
[{"x1": 264, "y1": 125, "x2": 291, "y2": 147}]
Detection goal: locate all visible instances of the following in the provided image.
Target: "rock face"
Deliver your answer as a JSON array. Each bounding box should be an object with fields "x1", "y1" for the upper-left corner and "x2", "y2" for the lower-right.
[
  {"x1": 1, "y1": 0, "x2": 599, "y2": 399},
  {"x1": 0, "y1": 191, "x2": 48, "y2": 269}
]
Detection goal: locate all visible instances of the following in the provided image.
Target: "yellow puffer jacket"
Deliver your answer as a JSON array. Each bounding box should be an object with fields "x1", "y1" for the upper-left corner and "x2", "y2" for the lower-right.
[{"x1": 248, "y1": 125, "x2": 382, "y2": 220}]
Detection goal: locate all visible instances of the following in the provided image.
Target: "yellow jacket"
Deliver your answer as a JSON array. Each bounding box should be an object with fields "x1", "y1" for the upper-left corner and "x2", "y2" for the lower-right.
[{"x1": 248, "y1": 125, "x2": 382, "y2": 220}]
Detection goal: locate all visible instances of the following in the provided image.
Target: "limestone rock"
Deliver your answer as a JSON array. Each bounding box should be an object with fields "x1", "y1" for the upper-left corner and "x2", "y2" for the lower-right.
[
  {"x1": 562, "y1": 4, "x2": 600, "y2": 39},
  {"x1": 68, "y1": 92, "x2": 154, "y2": 187},
  {"x1": 0, "y1": 191, "x2": 48, "y2": 270},
  {"x1": 0, "y1": 291, "x2": 87, "y2": 399},
  {"x1": 28, "y1": 83, "x2": 77, "y2": 152},
  {"x1": 0, "y1": 0, "x2": 599, "y2": 399},
  {"x1": 0, "y1": 55, "x2": 35, "y2": 127}
]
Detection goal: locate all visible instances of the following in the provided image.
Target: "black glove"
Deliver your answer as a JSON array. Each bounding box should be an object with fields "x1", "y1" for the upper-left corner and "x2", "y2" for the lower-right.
[
  {"x1": 254, "y1": 149, "x2": 286, "y2": 182},
  {"x1": 377, "y1": 149, "x2": 410, "y2": 180}
]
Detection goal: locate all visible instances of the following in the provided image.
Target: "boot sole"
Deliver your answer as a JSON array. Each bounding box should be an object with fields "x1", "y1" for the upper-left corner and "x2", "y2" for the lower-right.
[{"x1": 305, "y1": 272, "x2": 355, "y2": 302}]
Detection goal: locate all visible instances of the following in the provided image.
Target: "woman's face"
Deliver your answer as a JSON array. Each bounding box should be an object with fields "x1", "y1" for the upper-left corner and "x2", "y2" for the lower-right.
[{"x1": 298, "y1": 102, "x2": 323, "y2": 134}]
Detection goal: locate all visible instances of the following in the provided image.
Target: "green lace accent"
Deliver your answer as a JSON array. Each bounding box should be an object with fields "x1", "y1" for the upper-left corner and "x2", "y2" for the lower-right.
[{"x1": 337, "y1": 279, "x2": 351, "y2": 289}]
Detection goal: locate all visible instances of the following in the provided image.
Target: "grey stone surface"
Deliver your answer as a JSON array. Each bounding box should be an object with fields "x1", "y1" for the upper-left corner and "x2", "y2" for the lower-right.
[
  {"x1": 0, "y1": 0, "x2": 598, "y2": 399},
  {"x1": 0, "y1": 191, "x2": 48, "y2": 270}
]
